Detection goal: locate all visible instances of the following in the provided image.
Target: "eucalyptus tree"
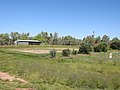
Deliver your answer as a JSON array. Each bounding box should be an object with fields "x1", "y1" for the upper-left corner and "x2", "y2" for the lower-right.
[
  {"x1": 33, "y1": 33, "x2": 45, "y2": 43},
  {"x1": 10, "y1": 32, "x2": 20, "y2": 43},
  {"x1": 0, "y1": 33, "x2": 10, "y2": 45},
  {"x1": 101, "y1": 35, "x2": 110, "y2": 45},
  {"x1": 95, "y1": 36, "x2": 101, "y2": 44},
  {"x1": 48, "y1": 33, "x2": 53, "y2": 45},
  {"x1": 83, "y1": 35, "x2": 95, "y2": 47},
  {"x1": 110, "y1": 37, "x2": 120, "y2": 50},
  {"x1": 53, "y1": 32, "x2": 58, "y2": 45},
  {"x1": 20, "y1": 33, "x2": 30, "y2": 40}
]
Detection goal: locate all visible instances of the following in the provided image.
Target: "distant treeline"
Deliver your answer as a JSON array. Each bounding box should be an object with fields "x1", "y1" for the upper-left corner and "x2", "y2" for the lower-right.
[{"x1": 0, "y1": 31, "x2": 120, "y2": 50}]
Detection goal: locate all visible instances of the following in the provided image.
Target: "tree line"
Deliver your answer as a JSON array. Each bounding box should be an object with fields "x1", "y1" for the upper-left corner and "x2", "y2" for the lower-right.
[
  {"x1": 0, "y1": 32, "x2": 81, "y2": 45},
  {"x1": 0, "y1": 31, "x2": 120, "y2": 50}
]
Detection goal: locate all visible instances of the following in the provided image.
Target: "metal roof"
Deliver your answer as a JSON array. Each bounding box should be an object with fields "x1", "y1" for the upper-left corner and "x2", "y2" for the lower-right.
[{"x1": 16, "y1": 40, "x2": 41, "y2": 42}]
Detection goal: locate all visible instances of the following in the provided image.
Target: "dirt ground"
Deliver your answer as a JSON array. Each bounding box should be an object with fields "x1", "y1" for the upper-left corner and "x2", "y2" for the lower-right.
[
  {"x1": 11, "y1": 48, "x2": 78, "y2": 54},
  {"x1": 16, "y1": 49, "x2": 51, "y2": 54},
  {"x1": 0, "y1": 72, "x2": 32, "y2": 90},
  {"x1": 12, "y1": 49, "x2": 62, "y2": 54},
  {"x1": 0, "y1": 72, "x2": 27, "y2": 83}
]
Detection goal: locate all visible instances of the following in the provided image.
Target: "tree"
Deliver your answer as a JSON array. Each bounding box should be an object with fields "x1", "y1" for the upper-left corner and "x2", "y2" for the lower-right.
[
  {"x1": 75, "y1": 39, "x2": 82, "y2": 46},
  {"x1": 0, "y1": 33, "x2": 10, "y2": 45},
  {"x1": 41, "y1": 31, "x2": 48, "y2": 44},
  {"x1": 60, "y1": 35, "x2": 80, "y2": 46},
  {"x1": 60, "y1": 36, "x2": 65, "y2": 45},
  {"x1": 72, "y1": 49, "x2": 78, "y2": 55},
  {"x1": 33, "y1": 31, "x2": 48, "y2": 44},
  {"x1": 48, "y1": 33, "x2": 53, "y2": 45},
  {"x1": 62, "y1": 49, "x2": 71, "y2": 57},
  {"x1": 10, "y1": 32, "x2": 20, "y2": 44},
  {"x1": 83, "y1": 36, "x2": 95, "y2": 47},
  {"x1": 78, "y1": 42, "x2": 92, "y2": 54},
  {"x1": 53, "y1": 32, "x2": 58, "y2": 45},
  {"x1": 94, "y1": 42, "x2": 108, "y2": 52},
  {"x1": 111, "y1": 37, "x2": 119, "y2": 42},
  {"x1": 34, "y1": 34, "x2": 44, "y2": 42},
  {"x1": 63, "y1": 35, "x2": 72, "y2": 45},
  {"x1": 95, "y1": 36, "x2": 101, "y2": 44},
  {"x1": 20, "y1": 33, "x2": 30, "y2": 40},
  {"x1": 50, "y1": 49, "x2": 57, "y2": 58},
  {"x1": 110, "y1": 38, "x2": 120, "y2": 50},
  {"x1": 102, "y1": 35, "x2": 110, "y2": 45}
]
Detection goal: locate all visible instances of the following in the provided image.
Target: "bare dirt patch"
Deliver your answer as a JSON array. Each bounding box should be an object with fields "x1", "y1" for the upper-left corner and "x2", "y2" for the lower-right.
[
  {"x1": 16, "y1": 88, "x2": 32, "y2": 90},
  {"x1": 0, "y1": 72, "x2": 27, "y2": 83},
  {"x1": 17, "y1": 49, "x2": 50, "y2": 54},
  {"x1": 11, "y1": 48, "x2": 78, "y2": 54},
  {"x1": 12, "y1": 49, "x2": 62, "y2": 54}
]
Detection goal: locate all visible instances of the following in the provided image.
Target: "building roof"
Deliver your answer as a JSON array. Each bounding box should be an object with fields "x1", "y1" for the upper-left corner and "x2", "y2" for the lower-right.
[{"x1": 15, "y1": 40, "x2": 41, "y2": 43}]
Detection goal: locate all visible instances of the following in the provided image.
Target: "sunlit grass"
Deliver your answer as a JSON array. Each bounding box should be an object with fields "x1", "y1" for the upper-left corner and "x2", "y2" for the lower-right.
[{"x1": 0, "y1": 46, "x2": 120, "y2": 90}]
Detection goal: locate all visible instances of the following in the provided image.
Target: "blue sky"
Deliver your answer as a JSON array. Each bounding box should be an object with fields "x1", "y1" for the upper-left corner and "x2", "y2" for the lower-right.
[{"x1": 0, "y1": 0, "x2": 120, "y2": 39}]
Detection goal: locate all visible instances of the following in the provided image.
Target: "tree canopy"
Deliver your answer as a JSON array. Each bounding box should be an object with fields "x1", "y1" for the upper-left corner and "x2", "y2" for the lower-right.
[{"x1": 0, "y1": 31, "x2": 119, "y2": 51}]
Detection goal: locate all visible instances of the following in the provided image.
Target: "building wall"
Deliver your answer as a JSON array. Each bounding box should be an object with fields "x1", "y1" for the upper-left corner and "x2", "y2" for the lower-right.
[
  {"x1": 18, "y1": 41, "x2": 29, "y2": 45},
  {"x1": 14, "y1": 40, "x2": 41, "y2": 45},
  {"x1": 29, "y1": 42, "x2": 41, "y2": 45}
]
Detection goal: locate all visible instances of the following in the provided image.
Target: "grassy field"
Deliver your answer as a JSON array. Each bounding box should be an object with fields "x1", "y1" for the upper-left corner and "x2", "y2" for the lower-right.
[{"x1": 0, "y1": 45, "x2": 120, "y2": 90}]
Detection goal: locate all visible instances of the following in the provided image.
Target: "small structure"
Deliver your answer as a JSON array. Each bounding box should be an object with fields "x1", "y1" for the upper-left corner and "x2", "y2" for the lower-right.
[
  {"x1": 109, "y1": 53, "x2": 112, "y2": 59},
  {"x1": 14, "y1": 40, "x2": 42, "y2": 45}
]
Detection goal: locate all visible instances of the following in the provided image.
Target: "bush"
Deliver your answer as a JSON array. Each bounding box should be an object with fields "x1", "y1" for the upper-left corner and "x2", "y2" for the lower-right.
[
  {"x1": 94, "y1": 42, "x2": 107, "y2": 52},
  {"x1": 78, "y1": 42, "x2": 92, "y2": 54},
  {"x1": 110, "y1": 41, "x2": 120, "y2": 50},
  {"x1": 62, "y1": 49, "x2": 71, "y2": 57},
  {"x1": 72, "y1": 49, "x2": 78, "y2": 55},
  {"x1": 50, "y1": 49, "x2": 56, "y2": 58}
]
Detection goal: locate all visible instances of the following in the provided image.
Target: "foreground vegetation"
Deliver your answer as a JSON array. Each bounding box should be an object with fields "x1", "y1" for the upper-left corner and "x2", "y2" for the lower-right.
[{"x1": 0, "y1": 45, "x2": 120, "y2": 90}]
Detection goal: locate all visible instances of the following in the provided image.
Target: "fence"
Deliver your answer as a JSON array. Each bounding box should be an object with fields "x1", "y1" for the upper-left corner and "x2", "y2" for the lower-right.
[{"x1": 91, "y1": 52, "x2": 120, "y2": 61}]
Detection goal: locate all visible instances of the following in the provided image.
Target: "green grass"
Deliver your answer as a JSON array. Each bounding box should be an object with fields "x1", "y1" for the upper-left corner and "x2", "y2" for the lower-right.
[
  {"x1": 0, "y1": 45, "x2": 78, "y2": 50},
  {"x1": 0, "y1": 45, "x2": 120, "y2": 90}
]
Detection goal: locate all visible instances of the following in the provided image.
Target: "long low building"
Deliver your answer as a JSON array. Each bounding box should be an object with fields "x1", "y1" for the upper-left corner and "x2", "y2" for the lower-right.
[{"x1": 14, "y1": 40, "x2": 42, "y2": 45}]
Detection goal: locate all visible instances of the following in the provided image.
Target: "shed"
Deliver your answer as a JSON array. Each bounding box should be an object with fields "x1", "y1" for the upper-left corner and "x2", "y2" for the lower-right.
[{"x1": 14, "y1": 40, "x2": 42, "y2": 45}]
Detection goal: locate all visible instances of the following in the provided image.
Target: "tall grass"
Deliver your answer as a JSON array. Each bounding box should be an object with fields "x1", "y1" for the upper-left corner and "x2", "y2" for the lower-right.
[{"x1": 0, "y1": 48, "x2": 120, "y2": 90}]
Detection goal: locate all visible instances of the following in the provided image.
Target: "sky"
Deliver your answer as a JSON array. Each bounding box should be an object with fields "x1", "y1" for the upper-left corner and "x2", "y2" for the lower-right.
[{"x1": 0, "y1": 0, "x2": 120, "y2": 39}]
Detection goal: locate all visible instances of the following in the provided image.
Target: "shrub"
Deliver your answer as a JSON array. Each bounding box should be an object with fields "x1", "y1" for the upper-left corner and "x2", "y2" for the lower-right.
[
  {"x1": 94, "y1": 42, "x2": 107, "y2": 52},
  {"x1": 110, "y1": 41, "x2": 120, "y2": 50},
  {"x1": 50, "y1": 49, "x2": 56, "y2": 58},
  {"x1": 72, "y1": 49, "x2": 78, "y2": 55},
  {"x1": 102, "y1": 45, "x2": 107, "y2": 52},
  {"x1": 62, "y1": 49, "x2": 71, "y2": 57},
  {"x1": 78, "y1": 42, "x2": 92, "y2": 54},
  {"x1": 94, "y1": 45, "x2": 101, "y2": 52}
]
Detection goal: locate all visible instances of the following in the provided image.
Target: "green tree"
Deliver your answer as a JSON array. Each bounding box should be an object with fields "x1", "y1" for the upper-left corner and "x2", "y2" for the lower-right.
[
  {"x1": 50, "y1": 49, "x2": 57, "y2": 58},
  {"x1": 62, "y1": 49, "x2": 71, "y2": 57},
  {"x1": 102, "y1": 35, "x2": 110, "y2": 45},
  {"x1": 61, "y1": 35, "x2": 80, "y2": 46},
  {"x1": 33, "y1": 31, "x2": 49, "y2": 44},
  {"x1": 78, "y1": 42, "x2": 92, "y2": 54},
  {"x1": 34, "y1": 33, "x2": 44, "y2": 42},
  {"x1": 10, "y1": 32, "x2": 20, "y2": 43},
  {"x1": 72, "y1": 49, "x2": 78, "y2": 55},
  {"x1": 41, "y1": 31, "x2": 48, "y2": 44},
  {"x1": 111, "y1": 37, "x2": 119, "y2": 42},
  {"x1": 110, "y1": 38, "x2": 120, "y2": 50},
  {"x1": 48, "y1": 33, "x2": 53, "y2": 45},
  {"x1": 83, "y1": 36, "x2": 95, "y2": 47},
  {"x1": 95, "y1": 36, "x2": 101, "y2": 44},
  {"x1": 94, "y1": 42, "x2": 108, "y2": 52},
  {"x1": 20, "y1": 33, "x2": 30, "y2": 40},
  {"x1": 0, "y1": 33, "x2": 10, "y2": 45},
  {"x1": 53, "y1": 32, "x2": 58, "y2": 45}
]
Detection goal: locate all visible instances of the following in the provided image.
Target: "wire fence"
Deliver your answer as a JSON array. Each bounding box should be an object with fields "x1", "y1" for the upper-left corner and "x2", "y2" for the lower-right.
[{"x1": 91, "y1": 52, "x2": 120, "y2": 61}]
